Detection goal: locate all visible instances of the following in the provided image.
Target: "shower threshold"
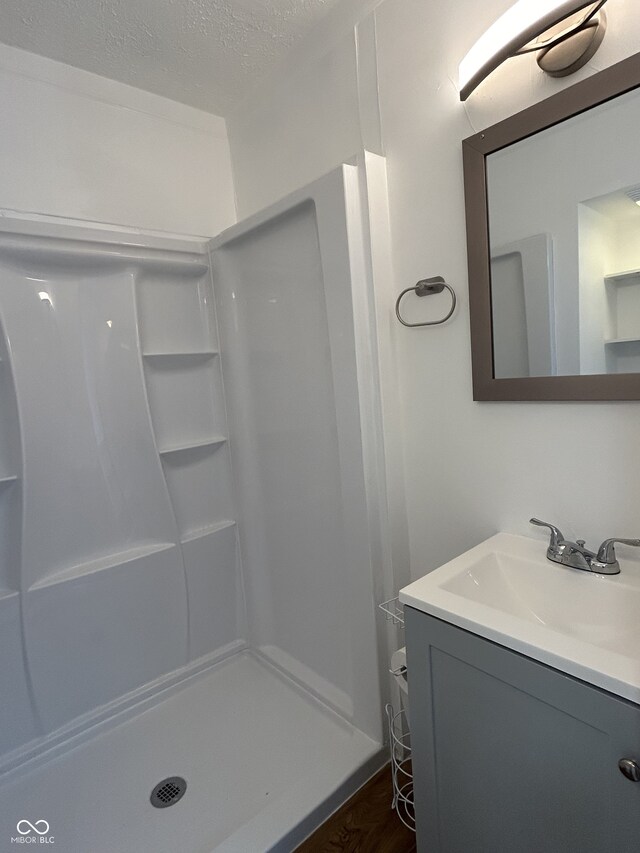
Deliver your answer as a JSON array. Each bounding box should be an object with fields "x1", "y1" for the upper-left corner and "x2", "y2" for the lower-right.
[{"x1": 0, "y1": 652, "x2": 383, "y2": 852}]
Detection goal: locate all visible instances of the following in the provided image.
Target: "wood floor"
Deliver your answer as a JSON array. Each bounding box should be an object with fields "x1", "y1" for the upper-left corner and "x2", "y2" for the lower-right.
[{"x1": 295, "y1": 765, "x2": 417, "y2": 853}]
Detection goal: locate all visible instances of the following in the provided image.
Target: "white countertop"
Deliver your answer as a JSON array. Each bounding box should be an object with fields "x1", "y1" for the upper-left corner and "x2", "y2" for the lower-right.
[{"x1": 400, "y1": 532, "x2": 640, "y2": 705}]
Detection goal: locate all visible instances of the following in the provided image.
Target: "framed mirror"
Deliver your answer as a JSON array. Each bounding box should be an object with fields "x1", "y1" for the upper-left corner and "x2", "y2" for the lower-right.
[{"x1": 463, "y1": 51, "x2": 640, "y2": 401}]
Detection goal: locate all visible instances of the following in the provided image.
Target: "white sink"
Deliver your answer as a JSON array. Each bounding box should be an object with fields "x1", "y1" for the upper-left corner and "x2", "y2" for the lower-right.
[{"x1": 399, "y1": 532, "x2": 640, "y2": 703}]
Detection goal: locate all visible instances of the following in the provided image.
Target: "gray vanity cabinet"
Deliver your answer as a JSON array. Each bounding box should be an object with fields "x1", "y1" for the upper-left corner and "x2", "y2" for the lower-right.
[{"x1": 405, "y1": 607, "x2": 640, "y2": 853}]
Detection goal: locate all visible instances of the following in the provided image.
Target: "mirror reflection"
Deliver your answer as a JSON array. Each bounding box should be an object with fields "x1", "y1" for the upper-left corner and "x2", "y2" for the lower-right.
[{"x1": 487, "y1": 86, "x2": 640, "y2": 378}]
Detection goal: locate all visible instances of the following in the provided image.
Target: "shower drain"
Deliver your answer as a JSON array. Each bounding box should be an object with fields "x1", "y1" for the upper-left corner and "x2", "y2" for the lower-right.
[{"x1": 150, "y1": 776, "x2": 187, "y2": 809}]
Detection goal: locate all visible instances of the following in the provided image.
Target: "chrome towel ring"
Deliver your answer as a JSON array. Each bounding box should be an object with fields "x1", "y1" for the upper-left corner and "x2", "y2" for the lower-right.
[{"x1": 395, "y1": 276, "x2": 457, "y2": 327}]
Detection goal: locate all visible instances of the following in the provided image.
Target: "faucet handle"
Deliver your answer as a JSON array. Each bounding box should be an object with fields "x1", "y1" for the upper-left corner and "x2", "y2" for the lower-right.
[
  {"x1": 530, "y1": 518, "x2": 565, "y2": 549},
  {"x1": 529, "y1": 518, "x2": 564, "y2": 548},
  {"x1": 596, "y1": 538, "x2": 640, "y2": 564}
]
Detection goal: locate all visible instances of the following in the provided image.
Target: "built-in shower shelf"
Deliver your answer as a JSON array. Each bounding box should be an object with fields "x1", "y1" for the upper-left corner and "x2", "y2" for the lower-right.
[
  {"x1": 158, "y1": 436, "x2": 226, "y2": 456},
  {"x1": 143, "y1": 350, "x2": 218, "y2": 360},
  {"x1": 30, "y1": 542, "x2": 177, "y2": 591},
  {"x1": 604, "y1": 268, "x2": 640, "y2": 284},
  {"x1": 0, "y1": 474, "x2": 17, "y2": 488},
  {"x1": 180, "y1": 520, "x2": 236, "y2": 544},
  {"x1": 605, "y1": 337, "x2": 640, "y2": 345}
]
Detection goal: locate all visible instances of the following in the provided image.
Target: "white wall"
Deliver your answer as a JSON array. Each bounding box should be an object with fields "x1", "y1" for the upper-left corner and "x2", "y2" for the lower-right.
[
  {"x1": 227, "y1": 13, "x2": 382, "y2": 218},
  {"x1": 0, "y1": 44, "x2": 236, "y2": 237},
  {"x1": 578, "y1": 205, "x2": 613, "y2": 374},
  {"x1": 228, "y1": 0, "x2": 640, "y2": 583},
  {"x1": 613, "y1": 217, "x2": 640, "y2": 272},
  {"x1": 375, "y1": 0, "x2": 640, "y2": 577},
  {"x1": 228, "y1": 31, "x2": 360, "y2": 217}
]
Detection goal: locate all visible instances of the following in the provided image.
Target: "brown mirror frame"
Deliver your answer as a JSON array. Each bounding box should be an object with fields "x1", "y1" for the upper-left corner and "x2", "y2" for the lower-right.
[{"x1": 463, "y1": 51, "x2": 640, "y2": 401}]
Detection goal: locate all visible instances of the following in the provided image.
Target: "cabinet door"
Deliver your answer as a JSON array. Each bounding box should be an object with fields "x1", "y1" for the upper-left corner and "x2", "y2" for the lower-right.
[{"x1": 406, "y1": 608, "x2": 640, "y2": 853}]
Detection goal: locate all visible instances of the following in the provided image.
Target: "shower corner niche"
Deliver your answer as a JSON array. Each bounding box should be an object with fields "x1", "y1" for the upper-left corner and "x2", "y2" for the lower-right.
[
  {"x1": 137, "y1": 268, "x2": 218, "y2": 357},
  {"x1": 603, "y1": 269, "x2": 640, "y2": 372},
  {"x1": 136, "y1": 265, "x2": 242, "y2": 663},
  {"x1": 137, "y1": 266, "x2": 235, "y2": 542}
]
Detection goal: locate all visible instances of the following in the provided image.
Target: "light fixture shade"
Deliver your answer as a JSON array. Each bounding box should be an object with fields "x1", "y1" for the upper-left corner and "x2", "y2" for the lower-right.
[
  {"x1": 626, "y1": 187, "x2": 640, "y2": 206},
  {"x1": 459, "y1": 0, "x2": 601, "y2": 100}
]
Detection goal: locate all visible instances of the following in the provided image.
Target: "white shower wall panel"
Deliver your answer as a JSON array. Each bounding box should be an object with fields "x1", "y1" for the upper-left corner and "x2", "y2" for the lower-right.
[
  {"x1": 0, "y1": 259, "x2": 177, "y2": 588},
  {"x1": 216, "y1": 203, "x2": 351, "y2": 711},
  {"x1": 0, "y1": 594, "x2": 38, "y2": 755},
  {"x1": 0, "y1": 319, "x2": 21, "y2": 595},
  {"x1": 212, "y1": 166, "x2": 383, "y2": 741},
  {"x1": 137, "y1": 273, "x2": 218, "y2": 355},
  {"x1": 24, "y1": 544, "x2": 188, "y2": 733},
  {"x1": 0, "y1": 221, "x2": 243, "y2": 759},
  {"x1": 181, "y1": 524, "x2": 241, "y2": 661},
  {"x1": 0, "y1": 356, "x2": 19, "y2": 481},
  {"x1": 161, "y1": 445, "x2": 235, "y2": 540},
  {"x1": 0, "y1": 487, "x2": 19, "y2": 593},
  {"x1": 144, "y1": 355, "x2": 226, "y2": 451}
]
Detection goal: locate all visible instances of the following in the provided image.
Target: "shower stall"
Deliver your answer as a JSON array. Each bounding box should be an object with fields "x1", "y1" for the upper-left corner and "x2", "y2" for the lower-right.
[{"x1": 0, "y1": 158, "x2": 394, "y2": 851}]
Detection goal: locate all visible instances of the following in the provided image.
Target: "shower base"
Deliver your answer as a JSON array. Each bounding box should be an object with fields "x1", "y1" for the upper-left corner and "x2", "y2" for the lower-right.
[{"x1": 0, "y1": 652, "x2": 383, "y2": 852}]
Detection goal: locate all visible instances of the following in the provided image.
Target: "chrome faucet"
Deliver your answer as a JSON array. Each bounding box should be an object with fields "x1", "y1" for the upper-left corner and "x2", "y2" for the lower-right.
[{"x1": 530, "y1": 519, "x2": 640, "y2": 575}]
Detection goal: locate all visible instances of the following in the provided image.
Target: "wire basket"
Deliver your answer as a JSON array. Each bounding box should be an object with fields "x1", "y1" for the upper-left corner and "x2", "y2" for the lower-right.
[
  {"x1": 378, "y1": 596, "x2": 404, "y2": 626},
  {"x1": 386, "y1": 703, "x2": 415, "y2": 832}
]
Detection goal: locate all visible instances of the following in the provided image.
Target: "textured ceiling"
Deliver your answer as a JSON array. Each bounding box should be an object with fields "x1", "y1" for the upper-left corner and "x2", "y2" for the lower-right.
[{"x1": 0, "y1": 0, "x2": 345, "y2": 114}]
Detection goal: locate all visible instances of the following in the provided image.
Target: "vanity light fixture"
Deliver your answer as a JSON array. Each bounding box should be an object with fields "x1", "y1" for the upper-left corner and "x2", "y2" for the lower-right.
[
  {"x1": 459, "y1": 0, "x2": 608, "y2": 101},
  {"x1": 626, "y1": 187, "x2": 640, "y2": 207}
]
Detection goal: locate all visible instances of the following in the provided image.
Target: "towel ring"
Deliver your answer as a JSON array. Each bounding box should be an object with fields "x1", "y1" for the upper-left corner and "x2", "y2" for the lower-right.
[{"x1": 395, "y1": 276, "x2": 457, "y2": 328}]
